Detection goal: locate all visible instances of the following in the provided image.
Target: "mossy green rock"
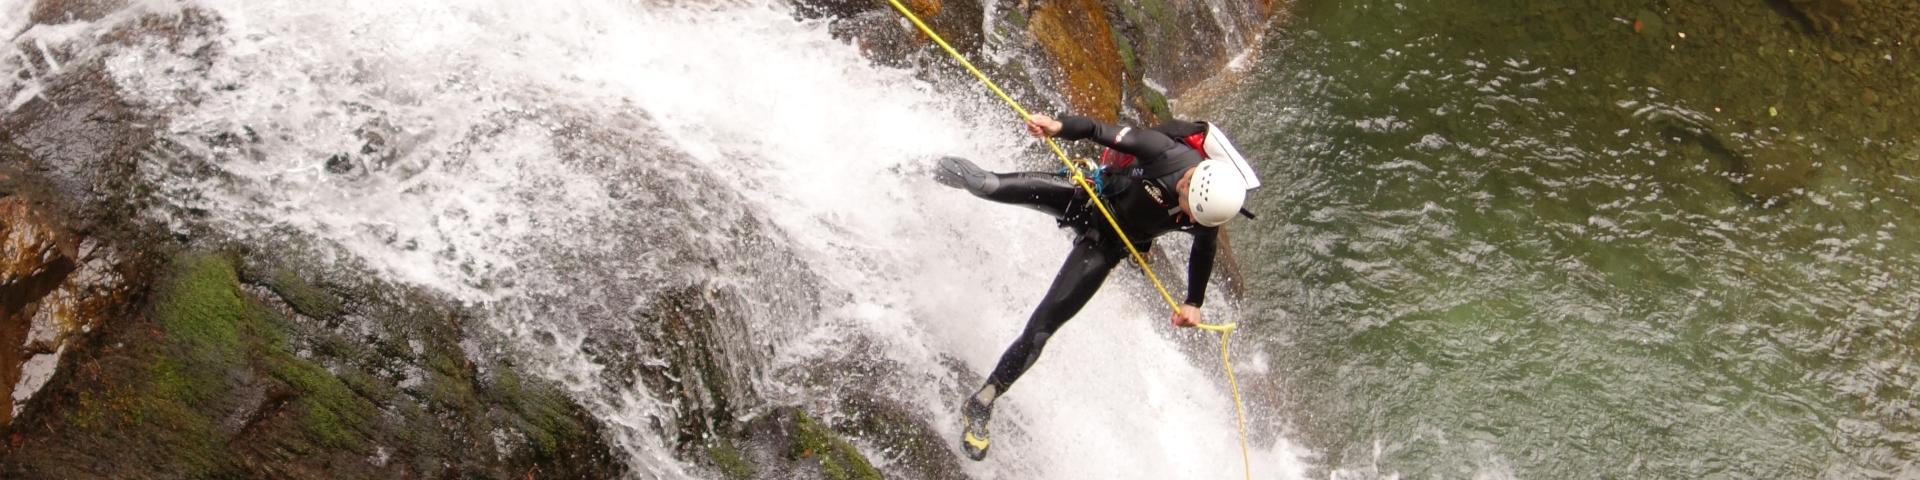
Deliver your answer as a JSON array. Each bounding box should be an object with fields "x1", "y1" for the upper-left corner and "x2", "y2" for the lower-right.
[
  {"x1": 708, "y1": 439, "x2": 757, "y2": 479},
  {"x1": 788, "y1": 410, "x2": 881, "y2": 480},
  {"x1": 710, "y1": 407, "x2": 886, "y2": 480},
  {"x1": 0, "y1": 252, "x2": 623, "y2": 478}
]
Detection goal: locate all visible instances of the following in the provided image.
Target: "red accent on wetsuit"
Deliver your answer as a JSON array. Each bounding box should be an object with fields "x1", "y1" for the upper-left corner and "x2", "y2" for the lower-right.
[{"x1": 1100, "y1": 130, "x2": 1210, "y2": 169}]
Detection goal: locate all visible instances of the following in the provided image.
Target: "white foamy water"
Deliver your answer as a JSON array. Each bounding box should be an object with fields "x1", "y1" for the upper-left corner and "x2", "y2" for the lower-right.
[{"x1": 22, "y1": 0, "x2": 1308, "y2": 477}]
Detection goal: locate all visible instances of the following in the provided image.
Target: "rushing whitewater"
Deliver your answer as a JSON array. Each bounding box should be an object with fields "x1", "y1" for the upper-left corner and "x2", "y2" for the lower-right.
[{"x1": 10, "y1": 0, "x2": 1308, "y2": 477}]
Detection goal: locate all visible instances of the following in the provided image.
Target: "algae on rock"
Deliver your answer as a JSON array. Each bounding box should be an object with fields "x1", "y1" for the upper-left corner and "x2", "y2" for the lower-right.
[{"x1": 1, "y1": 250, "x2": 625, "y2": 478}]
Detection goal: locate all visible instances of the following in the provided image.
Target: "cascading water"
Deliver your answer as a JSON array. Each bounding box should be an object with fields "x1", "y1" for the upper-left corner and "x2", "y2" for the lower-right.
[{"x1": 19, "y1": 0, "x2": 1309, "y2": 477}]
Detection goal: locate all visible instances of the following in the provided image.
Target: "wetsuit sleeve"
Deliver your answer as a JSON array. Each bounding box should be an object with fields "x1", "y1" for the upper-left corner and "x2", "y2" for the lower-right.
[
  {"x1": 1185, "y1": 227, "x2": 1219, "y2": 307},
  {"x1": 1055, "y1": 115, "x2": 1182, "y2": 159}
]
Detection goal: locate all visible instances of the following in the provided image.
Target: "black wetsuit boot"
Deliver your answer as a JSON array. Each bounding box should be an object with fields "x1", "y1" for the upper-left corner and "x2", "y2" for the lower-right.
[
  {"x1": 934, "y1": 155, "x2": 997, "y2": 194},
  {"x1": 936, "y1": 156, "x2": 1078, "y2": 218},
  {"x1": 961, "y1": 385, "x2": 995, "y2": 460}
]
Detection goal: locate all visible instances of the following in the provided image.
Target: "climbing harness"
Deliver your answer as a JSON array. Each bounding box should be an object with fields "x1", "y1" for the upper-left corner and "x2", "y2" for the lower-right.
[
  {"x1": 1056, "y1": 159, "x2": 1107, "y2": 195},
  {"x1": 883, "y1": 2, "x2": 1251, "y2": 478}
]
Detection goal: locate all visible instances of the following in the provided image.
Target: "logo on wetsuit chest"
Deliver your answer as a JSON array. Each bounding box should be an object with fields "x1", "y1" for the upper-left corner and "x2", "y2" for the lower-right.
[{"x1": 1142, "y1": 179, "x2": 1171, "y2": 207}]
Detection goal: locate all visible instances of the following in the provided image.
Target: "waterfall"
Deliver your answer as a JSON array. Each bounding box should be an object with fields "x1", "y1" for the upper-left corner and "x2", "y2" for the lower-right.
[{"x1": 29, "y1": 0, "x2": 1307, "y2": 477}]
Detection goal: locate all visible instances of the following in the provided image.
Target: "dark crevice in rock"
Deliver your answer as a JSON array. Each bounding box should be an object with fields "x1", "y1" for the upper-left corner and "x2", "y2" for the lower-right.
[
  {"x1": 0, "y1": 258, "x2": 75, "y2": 321},
  {"x1": 0, "y1": 255, "x2": 76, "y2": 425},
  {"x1": 1765, "y1": 0, "x2": 1820, "y2": 33}
]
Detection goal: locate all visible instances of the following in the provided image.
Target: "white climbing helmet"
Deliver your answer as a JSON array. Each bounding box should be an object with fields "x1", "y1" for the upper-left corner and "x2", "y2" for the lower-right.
[{"x1": 1188, "y1": 159, "x2": 1248, "y2": 227}]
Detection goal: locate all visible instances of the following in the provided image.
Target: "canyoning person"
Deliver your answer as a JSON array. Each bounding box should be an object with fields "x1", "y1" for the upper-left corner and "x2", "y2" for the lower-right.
[{"x1": 935, "y1": 112, "x2": 1260, "y2": 461}]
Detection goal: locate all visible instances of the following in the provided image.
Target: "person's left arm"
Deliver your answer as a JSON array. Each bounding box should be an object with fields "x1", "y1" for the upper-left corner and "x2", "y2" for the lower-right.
[{"x1": 1170, "y1": 227, "x2": 1219, "y2": 328}]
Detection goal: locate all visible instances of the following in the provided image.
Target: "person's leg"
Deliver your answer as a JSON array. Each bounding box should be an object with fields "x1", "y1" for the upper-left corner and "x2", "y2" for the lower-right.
[
  {"x1": 981, "y1": 238, "x2": 1124, "y2": 395},
  {"x1": 936, "y1": 156, "x2": 1078, "y2": 218},
  {"x1": 960, "y1": 237, "x2": 1125, "y2": 460}
]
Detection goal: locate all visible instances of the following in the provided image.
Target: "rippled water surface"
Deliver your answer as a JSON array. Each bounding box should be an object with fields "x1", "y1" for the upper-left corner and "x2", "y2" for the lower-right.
[{"x1": 1216, "y1": 1, "x2": 1919, "y2": 478}]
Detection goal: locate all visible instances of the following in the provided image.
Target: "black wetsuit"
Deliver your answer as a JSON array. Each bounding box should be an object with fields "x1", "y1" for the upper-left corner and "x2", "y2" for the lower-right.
[{"x1": 945, "y1": 115, "x2": 1220, "y2": 395}]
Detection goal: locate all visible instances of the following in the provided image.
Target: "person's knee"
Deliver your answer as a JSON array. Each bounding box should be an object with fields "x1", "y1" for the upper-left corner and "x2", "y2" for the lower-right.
[
  {"x1": 1026, "y1": 330, "x2": 1052, "y2": 350},
  {"x1": 971, "y1": 175, "x2": 1005, "y2": 197}
]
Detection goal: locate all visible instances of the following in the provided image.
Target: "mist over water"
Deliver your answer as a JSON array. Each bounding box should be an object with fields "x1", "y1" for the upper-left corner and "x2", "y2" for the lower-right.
[{"x1": 22, "y1": 0, "x2": 1310, "y2": 478}]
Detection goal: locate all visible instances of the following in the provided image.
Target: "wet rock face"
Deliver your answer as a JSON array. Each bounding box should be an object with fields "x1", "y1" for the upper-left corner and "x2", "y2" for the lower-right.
[
  {"x1": 1029, "y1": 0, "x2": 1125, "y2": 121},
  {"x1": 712, "y1": 407, "x2": 882, "y2": 480},
  {"x1": 2, "y1": 3, "x2": 227, "y2": 239},
  {"x1": 0, "y1": 3, "x2": 627, "y2": 478},
  {"x1": 602, "y1": 287, "x2": 911, "y2": 480},
  {"x1": 831, "y1": 392, "x2": 964, "y2": 480},
  {"x1": 1020, "y1": 0, "x2": 1273, "y2": 122},
  {"x1": 0, "y1": 197, "x2": 132, "y2": 428},
  {"x1": 0, "y1": 65, "x2": 156, "y2": 235},
  {"x1": 0, "y1": 203, "x2": 71, "y2": 421},
  {"x1": 609, "y1": 286, "x2": 957, "y2": 480},
  {"x1": 0, "y1": 251, "x2": 627, "y2": 479},
  {"x1": 29, "y1": 0, "x2": 130, "y2": 24},
  {"x1": 585, "y1": 285, "x2": 764, "y2": 453},
  {"x1": 791, "y1": 0, "x2": 1274, "y2": 123},
  {"x1": 615, "y1": 287, "x2": 959, "y2": 479},
  {"x1": 0, "y1": 0, "x2": 202, "y2": 432},
  {"x1": 797, "y1": 0, "x2": 984, "y2": 68},
  {"x1": 758, "y1": 334, "x2": 974, "y2": 480},
  {"x1": 1114, "y1": 0, "x2": 1263, "y2": 94}
]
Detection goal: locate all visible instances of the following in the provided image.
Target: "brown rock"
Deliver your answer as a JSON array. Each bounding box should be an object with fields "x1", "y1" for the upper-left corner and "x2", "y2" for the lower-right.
[
  {"x1": 907, "y1": 0, "x2": 940, "y2": 18},
  {"x1": 29, "y1": 0, "x2": 130, "y2": 24},
  {"x1": 805, "y1": 0, "x2": 988, "y2": 77},
  {"x1": 1029, "y1": 0, "x2": 1123, "y2": 121},
  {"x1": 0, "y1": 197, "x2": 114, "y2": 428},
  {"x1": 1, "y1": 198, "x2": 61, "y2": 427}
]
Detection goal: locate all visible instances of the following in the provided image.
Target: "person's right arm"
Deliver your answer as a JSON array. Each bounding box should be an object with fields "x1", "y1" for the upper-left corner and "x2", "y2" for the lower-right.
[{"x1": 1029, "y1": 114, "x2": 1180, "y2": 159}]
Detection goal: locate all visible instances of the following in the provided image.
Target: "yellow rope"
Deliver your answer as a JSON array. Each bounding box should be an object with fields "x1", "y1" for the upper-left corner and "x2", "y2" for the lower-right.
[
  {"x1": 1196, "y1": 323, "x2": 1250, "y2": 479},
  {"x1": 883, "y1": 0, "x2": 1173, "y2": 310},
  {"x1": 884, "y1": 2, "x2": 1250, "y2": 478}
]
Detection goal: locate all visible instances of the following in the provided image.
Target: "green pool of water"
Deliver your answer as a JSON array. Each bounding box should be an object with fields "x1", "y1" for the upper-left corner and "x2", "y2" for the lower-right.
[{"x1": 1219, "y1": 1, "x2": 1919, "y2": 477}]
